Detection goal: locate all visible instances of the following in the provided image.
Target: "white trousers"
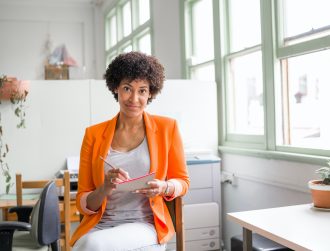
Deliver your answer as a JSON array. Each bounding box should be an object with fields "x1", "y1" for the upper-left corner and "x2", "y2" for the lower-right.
[{"x1": 72, "y1": 222, "x2": 166, "y2": 251}]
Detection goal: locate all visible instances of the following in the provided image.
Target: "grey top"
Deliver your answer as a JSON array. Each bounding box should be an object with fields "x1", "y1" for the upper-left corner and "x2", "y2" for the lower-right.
[{"x1": 95, "y1": 137, "x2": 154, "y2": 229}]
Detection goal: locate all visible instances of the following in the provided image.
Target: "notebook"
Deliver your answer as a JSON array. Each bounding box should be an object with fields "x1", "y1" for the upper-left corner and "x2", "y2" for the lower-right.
[{"x1": 116, "y1": 172, "x2": 156, "y2": 192}]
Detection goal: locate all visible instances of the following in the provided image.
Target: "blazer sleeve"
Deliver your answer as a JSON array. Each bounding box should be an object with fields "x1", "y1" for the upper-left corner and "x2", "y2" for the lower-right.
[
  {"x1": 166, "y1": 120, "x2": 190, "y2": 197},
  {"x1": 76, "y1": 127, "x2": 97, "y2": 215}
]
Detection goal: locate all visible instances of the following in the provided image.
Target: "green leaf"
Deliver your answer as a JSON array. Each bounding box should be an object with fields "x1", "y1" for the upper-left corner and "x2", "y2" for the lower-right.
[
  {"x1": 15, "y1": 107, "x2": 20, "y2": 117},
  {"x1": 323, "y1": 178, "x2": 330, "y2": 185},
  {"x1": 6, "y1": 184, "x2": 10, "y2": 194}
]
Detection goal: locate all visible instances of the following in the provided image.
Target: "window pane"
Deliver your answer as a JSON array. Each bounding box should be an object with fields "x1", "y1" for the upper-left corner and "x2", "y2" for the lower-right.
[
  {"x1": 138, "y1": 33, "x2": 151, "y2": 55},
  {"x1": 122, "y1": 2, "x2": 132, "y2": 37},
  {"x1": 106, "y1": 53, "x2": 117, "y2": 66},
  {"x1": 278, "y1": 50, "x2": 330, "y2": 149},
  {"x1": 121, "y1": 44, "x2": 132, "y2": 53},
  {"x1": 229, "y1": 0, "x2": 261, "y2": 52},
  {"x1": 110, "y1": 15, "x2": 117, "y2": 47},
  {"x1": 227, "y1": 51, "x2": 264, "y2": 134},
  {"x1": 282, "y1": 0, "x2": 330, "y2": 40},
  {"x1": 190, "y1": 63, "x2": 215, "y2": 81},
  {"x1": 139, "y1": 0, "x2": 150, "y2": 25},
  {"x1": 191, "y1": 0, "x2": 214, "y2": 62}
]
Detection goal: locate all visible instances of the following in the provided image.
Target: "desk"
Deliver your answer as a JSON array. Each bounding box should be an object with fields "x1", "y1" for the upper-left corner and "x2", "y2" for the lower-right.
[
  {"x1": 0, "y1": 194, "x2": 38, "y2": 220},
  {"x1": 227, "y1": 204, "x2": 330, "y2": 251},
  {"x1": 0, "y1": 194, "x2": 79, "y2": 222}
]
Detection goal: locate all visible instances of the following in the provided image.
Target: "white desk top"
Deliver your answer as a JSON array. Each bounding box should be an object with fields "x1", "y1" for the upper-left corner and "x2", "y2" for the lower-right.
[{"x1": 228, "y1": 204, "x2": 330, "y2": 251}]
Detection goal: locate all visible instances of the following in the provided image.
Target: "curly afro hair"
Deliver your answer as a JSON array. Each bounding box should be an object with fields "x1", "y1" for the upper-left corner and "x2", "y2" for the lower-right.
[{"x1": 104, "y1": 51, "x2": 165, "y2": 104}]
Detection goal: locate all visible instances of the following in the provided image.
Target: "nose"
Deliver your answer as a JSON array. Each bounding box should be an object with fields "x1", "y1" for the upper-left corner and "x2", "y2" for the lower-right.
[{"x1": 129, "y1": 90, "x2": 139, "y2": 102}]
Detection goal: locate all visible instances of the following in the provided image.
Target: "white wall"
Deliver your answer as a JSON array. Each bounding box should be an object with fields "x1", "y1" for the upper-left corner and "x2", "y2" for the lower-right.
[
  {"x1": 221, "y1": 153, "x2": 319, "y2": 249},
  {"x1": 0, "y1": 79, "x2": 218, "y2": 194},
  {"x1": 0, "y1": 0, "x2": 183, "y2": 80},
  {"x1": 0, "y1": 0, "x2": 96, "y2": 79}
]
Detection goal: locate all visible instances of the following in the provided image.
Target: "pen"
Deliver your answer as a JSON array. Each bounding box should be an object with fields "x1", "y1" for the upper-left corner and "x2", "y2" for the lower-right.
[{"x1": 100, "y1": 156, "x2": 116, "y2": 169}]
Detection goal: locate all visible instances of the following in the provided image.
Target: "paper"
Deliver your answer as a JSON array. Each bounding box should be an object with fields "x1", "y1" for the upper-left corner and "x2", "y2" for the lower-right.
[
  {"x1": 116, "y1": 172, "x2": 156, "y2": 192},
  {"x1": 66, "y1": 156, "x2": 80, "y2": 173}
]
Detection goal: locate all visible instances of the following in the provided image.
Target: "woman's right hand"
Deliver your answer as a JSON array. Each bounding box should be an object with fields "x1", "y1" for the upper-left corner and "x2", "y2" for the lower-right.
[{"x1": 104, "y1": 168, "x2": 130, "y2": 194}]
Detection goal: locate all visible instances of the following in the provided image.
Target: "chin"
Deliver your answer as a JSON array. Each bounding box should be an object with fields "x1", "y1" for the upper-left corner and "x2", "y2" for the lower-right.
[{"x1": 123, "y1": 109, "x2": 143, "y2": 118}]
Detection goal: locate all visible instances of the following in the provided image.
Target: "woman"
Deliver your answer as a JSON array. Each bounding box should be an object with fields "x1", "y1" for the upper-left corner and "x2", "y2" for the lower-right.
[{"x1": 70, "y1": 51, "x2": 190, "y2": 251}]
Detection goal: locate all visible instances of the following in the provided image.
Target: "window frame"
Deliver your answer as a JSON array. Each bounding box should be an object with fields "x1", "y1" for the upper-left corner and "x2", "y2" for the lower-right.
[
  {"x1": 274, "y1": 0, "x2": 330, "y2": 158},
  {"x1": 221, "y1": 0, "x2": 264, "y2": 147},
  {"x1": 104, "y1": 0, "x2": 153, "y2": 67},
  {"x1": 183, "y1": 0, "x2": 216, "y2": 80}
]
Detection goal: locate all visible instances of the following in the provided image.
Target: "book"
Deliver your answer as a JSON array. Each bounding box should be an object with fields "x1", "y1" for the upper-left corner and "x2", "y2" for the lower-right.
[{"x1": 116, "y1": 172, "x2": 156, "y2": 192}]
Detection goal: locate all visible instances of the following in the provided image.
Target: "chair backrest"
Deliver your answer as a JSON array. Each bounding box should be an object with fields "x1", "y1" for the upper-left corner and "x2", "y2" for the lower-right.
[
  {"x1": 30, "y1": 181, "x2": 61, "y2": 248},
  {"x1": 165, "y1": 196, "x2": 185, "y2": 251},
  {"x1": 16, "y1": 171, "x2": 71, "y2": 251}
]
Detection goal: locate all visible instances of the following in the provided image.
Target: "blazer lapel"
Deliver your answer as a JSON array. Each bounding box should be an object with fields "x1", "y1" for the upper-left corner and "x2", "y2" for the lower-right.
[
  {"x1": 100, "y1": 114, "x2": 118, "y2": 158},
  {"x1": 95, "y1": 114, "x2": 118, "y2": 185},
  {"x1": 144, "y1": 112, "x2": 158, "y2": 174}
]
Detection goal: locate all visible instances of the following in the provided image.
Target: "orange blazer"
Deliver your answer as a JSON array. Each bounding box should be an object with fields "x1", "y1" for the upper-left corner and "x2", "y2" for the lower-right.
[{"x1": 70, "y1": 112, "x2": 190, "y2": 246}]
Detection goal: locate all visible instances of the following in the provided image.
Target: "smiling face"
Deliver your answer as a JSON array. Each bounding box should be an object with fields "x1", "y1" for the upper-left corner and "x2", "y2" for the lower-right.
[{"x1": 116, "y1": 79, "x2": 151, "y2": 118}]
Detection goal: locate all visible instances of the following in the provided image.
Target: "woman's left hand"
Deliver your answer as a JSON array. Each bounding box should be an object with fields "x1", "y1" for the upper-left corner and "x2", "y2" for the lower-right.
[{"x1": 134, "y1": 179, "x2": 167, "y2": 198}]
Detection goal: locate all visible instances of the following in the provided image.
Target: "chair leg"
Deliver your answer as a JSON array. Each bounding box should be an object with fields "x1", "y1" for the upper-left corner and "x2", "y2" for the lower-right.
[
  {"x1": 50, "y1": 239, "x2": 61, "y2": 251},
  {"x1": 0, "y1": 229, "x2": 15, "y2": 251}
]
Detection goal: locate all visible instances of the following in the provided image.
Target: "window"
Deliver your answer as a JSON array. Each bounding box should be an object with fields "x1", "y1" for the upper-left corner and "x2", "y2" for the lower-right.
[
  {"x1": 182, "y1": 0, "x2": 330, "y2": 160},
  {"x1": 105, "y1": 0, "x2": 152, "y2": 66},
  {"x1": 225, "y1": 0, "x2": 263, "y2": 138},
  {"x1": 227, "y1": 51, "x2": 263, "y2": 135},
  {"x1": 184, "y1": 0, "x2": 215, "y2": 81},
  {"x1": 281, "y1": 0, "x2": 330, "y2": 45},
  {"x1": 276, "y1": 0, "x2": 330, "y2": 154}
]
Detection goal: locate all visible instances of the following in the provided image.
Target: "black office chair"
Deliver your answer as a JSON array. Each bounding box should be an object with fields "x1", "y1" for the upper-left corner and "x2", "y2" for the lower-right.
[{"x1": 0, "y1": 181, "x2": 61, "y2": 251}]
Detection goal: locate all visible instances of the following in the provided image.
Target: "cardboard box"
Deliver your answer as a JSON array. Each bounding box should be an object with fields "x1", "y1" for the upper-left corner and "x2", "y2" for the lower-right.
[{"x1": 45, "y1": 65, "x2": 69, "y2": 80}]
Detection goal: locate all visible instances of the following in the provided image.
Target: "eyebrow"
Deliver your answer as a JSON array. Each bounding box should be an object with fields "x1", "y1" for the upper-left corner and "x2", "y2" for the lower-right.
[{"x1": 122, "y1": 83, "x2": 149, "y2": 89}]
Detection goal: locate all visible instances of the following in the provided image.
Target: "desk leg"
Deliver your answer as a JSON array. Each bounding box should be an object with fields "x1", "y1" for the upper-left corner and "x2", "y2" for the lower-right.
[
  {"x1": 243, "y1": 227, "x2": 252, "y2": 251},
  {"x1": 2, "y1": 208, "x2": 8, "y2": 220}
]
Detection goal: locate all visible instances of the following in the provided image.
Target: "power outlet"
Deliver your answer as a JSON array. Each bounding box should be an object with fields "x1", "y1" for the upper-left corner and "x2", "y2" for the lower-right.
[{"x1": 221, "y1": 172, "x2": 237, "y2": 186}]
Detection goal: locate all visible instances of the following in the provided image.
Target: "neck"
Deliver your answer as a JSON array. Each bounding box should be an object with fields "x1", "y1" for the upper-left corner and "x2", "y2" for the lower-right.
[{"x1": 117, "y1": 113, "x2": 144, "y2": 130}]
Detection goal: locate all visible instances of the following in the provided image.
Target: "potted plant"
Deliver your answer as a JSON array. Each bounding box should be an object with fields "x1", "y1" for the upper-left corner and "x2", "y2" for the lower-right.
[
  {"x1": 308, "y1": 161, "x2": 330, "y2": 209},
  {"x1": 0, "y1": 75, "x2": 29, "y2": 194}
]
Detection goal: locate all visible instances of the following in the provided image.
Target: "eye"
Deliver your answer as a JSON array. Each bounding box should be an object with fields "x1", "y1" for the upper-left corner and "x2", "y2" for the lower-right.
[
  {"x1": 123, "y1": 86, "x2": 131, "y2": 92},
  {"x1": 139, "y1": 89, "x2": 148, "y2": 94}
]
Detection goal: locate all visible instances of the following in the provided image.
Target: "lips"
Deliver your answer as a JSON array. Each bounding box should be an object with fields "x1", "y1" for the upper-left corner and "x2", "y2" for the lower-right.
[{"x1": 126, "y1": 104, "x2": 140, "y2": 110}]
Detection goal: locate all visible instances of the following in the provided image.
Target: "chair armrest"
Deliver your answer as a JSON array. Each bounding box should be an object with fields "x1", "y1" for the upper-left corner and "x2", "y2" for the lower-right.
[
  {"x1": 8, "y1": 205, "x2": 33, "y2": 223},
  {"x1": 0, "y1": 221, "x2": 31, "y2": 251},
  {"x1": 0, "y1": 221, "x2": 31, "y2": 231}
]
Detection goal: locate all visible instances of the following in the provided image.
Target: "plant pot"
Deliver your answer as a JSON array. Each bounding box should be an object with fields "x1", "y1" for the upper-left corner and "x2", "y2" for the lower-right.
[
  {"x1": 0, "y1": 78, "x2": 29, "y2": 100},
  {"x1": 308, "y1": 180, "x2": 330, "y2": 208}
]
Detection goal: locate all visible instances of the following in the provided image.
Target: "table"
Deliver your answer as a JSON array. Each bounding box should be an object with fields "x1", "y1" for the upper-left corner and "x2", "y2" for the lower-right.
[
  {"x1": 227, "y1": 204, "x2": 330, "y2": 251},
  {"x1": 0, "y1": 194, "x2": 39, "y2": 220},
  {"x1": 0, "y1": 193, "x2": 79, "y2": 222}
]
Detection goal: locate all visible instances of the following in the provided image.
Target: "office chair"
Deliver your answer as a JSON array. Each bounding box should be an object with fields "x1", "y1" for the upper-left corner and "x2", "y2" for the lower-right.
[
  {"x1": 15, "y1": 171, "x2": 71, "y2": 251},
  {"x1": 0, "y1": 181, "x2": 61, "y2": 251},
  {"x1": 165, "y1": 196, "x2": 185, "y2": 251}
]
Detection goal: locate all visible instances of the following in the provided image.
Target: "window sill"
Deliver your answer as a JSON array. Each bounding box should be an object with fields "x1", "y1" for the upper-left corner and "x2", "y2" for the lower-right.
[{"x1": 218, "y1": 145, "x2": 329, "y2": 166}]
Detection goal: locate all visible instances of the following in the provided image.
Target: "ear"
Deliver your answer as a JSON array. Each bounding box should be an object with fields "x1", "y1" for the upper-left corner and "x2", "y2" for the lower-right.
[{"x1": 115, "y1": 89, "x2": 118, "y2": 94}]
